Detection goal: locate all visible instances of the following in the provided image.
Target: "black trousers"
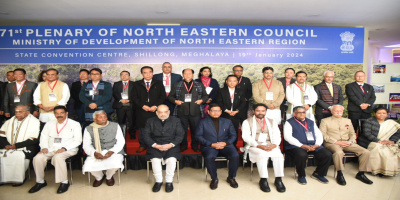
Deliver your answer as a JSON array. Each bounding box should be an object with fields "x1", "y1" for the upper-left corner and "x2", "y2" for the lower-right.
[
  {"x1": 116, "y1": 106, "x2": 136, "y2": 137},
  {"x1": 349, "y1": 111, "x2": 371, "y2": 133},
  {"x1": 179, "y1": 115, "x2": 201, "y2": 149},
  {"x1": 315, "y1": 112, "x2": 332, "y2": 127},
  {"x1": 202, "y1": 145, "x2": 239, "y2": 180},
  {"x1": 286, "y1": 147, "x2": 332, "y2": 177}
]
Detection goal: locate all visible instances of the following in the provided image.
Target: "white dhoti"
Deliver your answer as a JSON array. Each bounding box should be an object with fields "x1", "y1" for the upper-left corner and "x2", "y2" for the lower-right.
[
  {"x1": 82, "y1": 150, "x2": 124, "y2": 180},
  {"x1": 151, "y1": 157, "x2": 177, "y2": 183},
  {"x1": 249, "y1": 147, "x2": 284, "y2": 178},
  {"x1": 265, "y1": 109, "x2": 282, "y2": 125},
  {"x1": 0, "y1": 150, "x2": 29, "y2": 183}
]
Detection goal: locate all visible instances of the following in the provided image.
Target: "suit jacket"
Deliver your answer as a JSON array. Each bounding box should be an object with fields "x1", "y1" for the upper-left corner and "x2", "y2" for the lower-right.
[
  {"x1": 70, "y1": 81, "x2": 86, "y2": 109},
  {"x1": 0, "y1": 81, "x2": 6, "y2": 111},
  {"x1": 195, "y1": 117, "x2": 237, "y2": 148},
  {"x1": 277, "y1": 77, "x2": 296, "y2": 94},
  {"x1": 153, "y1": 73, "x2": 182, "y2": 88},
  {"x1": 132, "y1": 79, "x2": 166, "y2": 128},
  {"x1": 3, "y1": 81, "x2": 38, "y2": 116},
  {"x1": 79, "y1": 80, "x2": 113, "y2": 114},
  {"x1": 345, "y1": 82, "x2": 376, "y2": 113},
  {"x1": 195, "y1": 78, "x2": 220, "y2": 103},
  {"x1": 319, "y1": 117, "x2": 356, "y2": 144},
  {"x1": 314, "y1": 82, "x2": 344, "y2": 116},
  {"x1": 112, "y1": 80, "x2": 134, "y2": 109},
  {"x1": 217, "y1": 87, "x2": 246, "y2": 120},
  {"x1": 358, "y1": 117, "x2": 400, "y2": 148}
]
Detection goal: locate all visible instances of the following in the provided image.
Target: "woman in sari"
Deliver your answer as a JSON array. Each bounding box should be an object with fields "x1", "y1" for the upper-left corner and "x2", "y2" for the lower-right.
[{"x1": 358, "y1": 107, "x2": 400, "y2": 176}]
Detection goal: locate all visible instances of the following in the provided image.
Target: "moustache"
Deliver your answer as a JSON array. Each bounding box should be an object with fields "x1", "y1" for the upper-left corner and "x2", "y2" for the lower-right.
[{"x1": 57, "y1": 116, "x2": 64, "y2": 118}]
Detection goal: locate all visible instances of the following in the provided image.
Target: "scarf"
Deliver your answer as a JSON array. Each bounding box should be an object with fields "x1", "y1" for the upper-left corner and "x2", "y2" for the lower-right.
[
  {"x1": 200, "y1": 76, "x2": 211, "y2": 88},
  {"x1": 319, "y1": 81, "x2": 339, "y2": 110},
  {"x1": 376, "y1": 120, "x2": 400, "y2": 155},
  {"x1": 89, "y1": 121, "x2": 110, "y2": 154}
]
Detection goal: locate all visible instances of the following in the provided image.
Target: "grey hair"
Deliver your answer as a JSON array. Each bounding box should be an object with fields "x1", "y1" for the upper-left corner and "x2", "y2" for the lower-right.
[
  {"x1": 293, "y1": 106, "x2": 306, "y2": 113},
  {"x1": 323, "y1": 70, "x2": 335, "y2": 76},
  {"x1": 331, "y1": 104, "x2": 344, "y2": 110},
  {"x1": 93, "y1": 110, "x2": 106, "y2": 119},
  {"x1": 15, "y1": 104, "x2": 30, "y2": 111}
]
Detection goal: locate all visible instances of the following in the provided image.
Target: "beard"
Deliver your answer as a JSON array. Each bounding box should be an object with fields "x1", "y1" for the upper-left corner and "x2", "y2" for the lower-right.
[{"x1": 255, "y1": 114, "x2": 265, "y2": 119}]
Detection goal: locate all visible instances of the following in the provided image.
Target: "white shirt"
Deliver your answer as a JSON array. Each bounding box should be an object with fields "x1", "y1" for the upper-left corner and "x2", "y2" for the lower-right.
[
  {"x1": 82, "y1": 123, "x2": 125, "y2": 157},
  {"x1": 163, "y1": 73, "x2": 171, "y2": 86},
  {"x1": 39, "y1": 118, "x2": 82, "y2": 152},
  {"x1": 283, "y1": 119, "x2": 323, "y2": 147}
]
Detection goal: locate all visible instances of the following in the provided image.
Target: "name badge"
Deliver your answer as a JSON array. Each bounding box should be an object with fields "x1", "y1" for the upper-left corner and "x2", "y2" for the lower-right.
[
  {"x1": 14, "y1": 95, "x2": 21, "y2": 103},
  {"x1": 266, "y1": 92, "x2": 274, "y2": 100},
  {"x1": 305, "y1": 131, "x2": 314, "y2": 141},
  {"x1": 205, "y1": 87, "x2": 213, "y2": 95},
  {"x1": 89, "y1": 90, "x2": 99, "y2": 95},
  {"x1": 121, "y1": 92, "x2": 128, "y2": 100},
  {"x1": 54, "y1": 137, "x2": 62, "y2": 143},
  {"x1": 49, "y1": 93, "x2": 57, "y2": 102},
  {"x1": 258, "y1": 132, "x2": 268, "y2": 142},
  {"x1": 185, "y1": 94, "x2": 192, "y2": 102},
  {"x1": 303, "y1": 94, "x2": 309, "y2": 100},
  {"x1": 165, "y1": 85, "x2": 171, "y2": 93}
]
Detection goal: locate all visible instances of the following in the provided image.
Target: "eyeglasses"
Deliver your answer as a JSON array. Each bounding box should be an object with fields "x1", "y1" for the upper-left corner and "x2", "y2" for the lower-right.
[
  {"x1": 121, "y1": 75, "x2": 130, "y2": 77},
  {"x1": 295, "y1": 112, "x2": 306, "y2": 114},
  {"x1": 91, "y1": 73, "x2": 101, "y2": 76},
  {"x1": 209, "y1": 110, "x2": 222, "y2": 112},
  {"x1": 264, "y1": 72, "x2": 273, "y2": 74},
  {"x1": 233, "y1": 70, "x2": 243, "y2": 72}
]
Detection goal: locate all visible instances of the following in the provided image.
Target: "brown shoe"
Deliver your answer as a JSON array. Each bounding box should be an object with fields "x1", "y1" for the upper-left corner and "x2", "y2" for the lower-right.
[
  {"x1": 106, "y1": 177, "x2": 115, "y2": 186},
  {"x1": 93, "y1": 176, "x2": 105, "y2": 187},
  {"x1": 136, "y1": 147, "x2": 147, "y2": 153}
]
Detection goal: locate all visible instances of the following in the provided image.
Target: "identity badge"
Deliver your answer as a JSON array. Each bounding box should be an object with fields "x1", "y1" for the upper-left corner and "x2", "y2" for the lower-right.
[
  {"x1": 305, "y1": 131, "x2": 314, "y2": 141},
  {"x1": 121, "y1": 92, "x2": 128, "y2": 100},
  {"x1": 49, "y1": 93, "x2": 57, "y2": 102},
  {"x1": 185, "y1": 94, "x2": 192, "y2": 102},
  {"x1": 14, "y1": 95, "x2": 21, "y2": 103},
  {"x1": 266, "y1": 92, "x2": 274, "y2": 100}
]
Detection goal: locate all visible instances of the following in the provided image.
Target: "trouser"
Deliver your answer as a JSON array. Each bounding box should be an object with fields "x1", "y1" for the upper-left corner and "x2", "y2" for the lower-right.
[
  {"x1": 324, "y1": 143, "x2": 370, "y2": 171},
  {"x1": 90, "y1": 168, "x2": 119, "y2": 181},
  {"x1": 33, "y1": 150, "x2": 77, "y2": 183},
  {"x1": 286, "y1": 147, "x2": 332, "y2": 177},
  {"x1": 349, "y1": 111, "x2": 371, "y2": 133},
  {"x1": 202, "y1": 145, "x2": 239, "y2": 180},
  {"x1": 316, "y1": 112, "x2": 332, "y2": 127},
  {"x1": 256, "y1": 156, "x2": 285, "y2": 178},
  {"x1": 75, "y1": 104, "x2": 86, "y2": 126},
  {"x1": 116, "y1": 106, "x2": 135, "y2": 136},
  {"x1": 151, "y1": 157, "x2": 177, "y2": 183},
  {"x1": 138, "y1": 128, "x2": 147, "y2": 148},
  {"x1": 179, "y1": 115, "x2": 201, "y2": 149}
]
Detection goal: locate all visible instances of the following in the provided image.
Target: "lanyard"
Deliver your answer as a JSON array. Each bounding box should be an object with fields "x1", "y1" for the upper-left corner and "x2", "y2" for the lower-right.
[
  {"x1": 238, "y1": 76, "x2": 243, "y2": 84},
  {"x1": 294, "y1": 82, "x2": 306, "y2": 93},
  {"x1": 122, "y1": 81, "x2": 129, "y2": 90},
  {"x1": 48, "y1": 79, "x2": 58, "y2": 92},
  {"x1": 256, "y1": 118, "x2": 266, "y2": 132},
  {"x1": 80, "y1": 80, "x2": 87, "y2": 86},
  {"x1": 16, "y1": 80, "x2": 26, "y2": 94},
  {"x1": 92, "y1": 82, "x2": 99, "y2": 90},
  {"x1": 56, "y1": 118, "x2": 69, "y2": 136},
  {"x1": 263, "y1": 79, "x2": 273, "y2": 90},
  {"x1": 184, "y1": 82, "x2": 194, "y2": 93},
  {"x1": 294, "y1": 118, "x2": 308, "y2": 131},
  {"x1": 145, "y1": 82, "x2": 151, "y2": 91}
]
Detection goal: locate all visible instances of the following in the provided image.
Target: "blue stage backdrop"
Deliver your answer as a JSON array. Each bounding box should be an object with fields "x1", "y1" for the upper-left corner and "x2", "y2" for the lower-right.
[{"x1": 0, "y1": 25, "x2": 364, "y2": 64}]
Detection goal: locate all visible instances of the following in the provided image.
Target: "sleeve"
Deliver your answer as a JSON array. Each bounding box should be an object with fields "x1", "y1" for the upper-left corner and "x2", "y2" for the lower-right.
[
  {"x1": 241, "y1": 120, "x2": 258, "y2": 147},
  {"x1": 39, "y1": 123, "x2": 50, "y2": 150},
  {"x1": 64, "y1": 122, "x2": 83, "y2": 151},
  {"x1": 70, "y1": 83, "x2": 79, "y2": 102},
  {"x1": 314, "y1": 124, "x2": 323, "y2": 146},
  {"x1": 15, "y1": 116, "x2": 40, "y2": 149},
  {"x1": 236, "y1": 90, "x2": 246, "y2": 112},
  {"x1": 142, "y1": 120, "x2": 157, "y2": 147},
  {"x1": 216, "y1": 90, "x2": 227, "y2": 111},
  {"x1": 271, "y1": 120, "x2": 281, "y2": 146},
  {"x1": 309, "y1": 85, "x2": 318, "y2": 106},
  {"x1": 33, "y1": 83, "x2": 42, "y2": 105},
  {"x1": 171, "y1": 118, "x2": 185, "y2": 146},
  {"x1": 273, "y1": 81, "x2": 285, "y2": 108},
  {"x1": 94, "y1": 82, "x2": 112, "y2": 106},
  {"x1": 109, "y1": 125, "x2": 125, "y2": 153},
  {"x1": 226, "y1": 120, "x2": 237, "y2": 145},
  {"x1": 315, "y1": 85, "x2": 331, "y2": 110},
  {"x1": 337, "y1": 85, "x2": 344, "y2": 105},
  {"x1": 366, "y1": 85, "x2": 376, "y2": 105},
  {"x1": 345, "y1": 84, "x2": 363, "y2": 106},
  {"x1": 362, "y1": 118, "x2": 379, "y2": 143},
  {"x1": 319, "y1": 119, "x2": 336, "y2": 144},
  {"x1": 286, "y1": 84, "x2": 301, "y2": 107},
  {"x1": 195, "y1": 120, "x2": 212, "y2": 147},
  {"x1": 57, "y1": 84, "x2": 70, "y2": 106},
  {"x1": 347, "y1": 121, "x2": 357, "y2": 142},
  {"x1": 3, "y1": 86, "x2": 10, "y2": 113},
  {"x1": 200, "y1": 83, "x2": 209, "y2": 103},
  {"x1": 112, "y1": 82, "x2": 121, "y2": 102},
  {"x1": 155, "y1": 82, "x2": 167, "y2": 106},
  {"x1": 283, "y1": 122, "x2": 303, "y2": 147},
  {"x1": 389, "y1": 129, "x2": 400, "y2": 143},
  {"x1": 79, "y1": 82, "x2": 91, "y2": 106},
  {"x1": 209, "y1": 79, "x2": 219, "y2": 100},
  {"x1": 82, "y1": 128, "x2": 96, "y2": 157},
  {"x1": 252, "y1": 82, "x2": 264, "y2": 104},
  {"x1": 168, "y1": 82, "x2": 178, "y2": 104},
  {"x1": 245, "y1": 78, "x2": 252, "y2": 100}
]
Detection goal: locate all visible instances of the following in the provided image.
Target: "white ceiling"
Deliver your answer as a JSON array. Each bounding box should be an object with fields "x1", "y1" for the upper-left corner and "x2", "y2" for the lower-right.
[{"x1": 1, "y1": 0, "x2": 399, "y2": 48}]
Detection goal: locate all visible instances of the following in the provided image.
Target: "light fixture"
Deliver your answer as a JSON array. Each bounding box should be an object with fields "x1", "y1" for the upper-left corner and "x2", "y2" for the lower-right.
[{"x1": 385, "y1": 44, "x2": 400, "y2": 48}]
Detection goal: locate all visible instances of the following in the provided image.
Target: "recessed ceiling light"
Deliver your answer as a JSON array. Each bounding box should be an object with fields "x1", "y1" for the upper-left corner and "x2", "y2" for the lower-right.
[
  {"x1": 156, "y1": 11, "x2": 168, "y2": 14},
  {"x1": 385, "y1": 44, "x2": 400, "y2": 48}
]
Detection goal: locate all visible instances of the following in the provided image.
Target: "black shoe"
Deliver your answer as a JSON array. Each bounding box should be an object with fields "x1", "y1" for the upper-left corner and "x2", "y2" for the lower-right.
[
  {"x1": 165, "y1": 182, "x2": 173, "y2": 193},
  {"x1": 356, "y1": 174, "x2": 373, "y2": 185},
  {"x1": 57, "y1": 183, "x2": 70, "y2": 194},
  {"x1": 29, "y1": 181, "x2": 47, "y2": 193},
  {"x1": 274, "y1": 179, "x2": 286, "y2": 193},
  {"x1": 336, "y1": 174, "x2": 347, "y2": 186},
  {"x1": 180, "y1": 146, "x2": 188, "y2": 152},
  {"x1": 226, "y1": 177, "x2": 238, "y2": 188},
  {"x1": 152, "y1": 182, "x2": 162, "y2": 192},
  {"x1": 210, "y1": 179, "x2": 218, "y2": 190},
  {"x1": 259, "y1": 178, "x2": 270, "y2": 192},
  {"x1": 192, "y1": 146, "x2": 200, "y2": 152}
]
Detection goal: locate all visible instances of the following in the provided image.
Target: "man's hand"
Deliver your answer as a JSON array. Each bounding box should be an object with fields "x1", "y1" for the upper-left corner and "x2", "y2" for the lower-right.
[
  {"x1": 103, "y1": 151, "x2": 114, "y2": 159},
  {"x1": 267, "y1": 104, "x2": 275, "y2": 109},
  {"x1": 89, "y1": 103, "x2": 98, "y2": 110},
  {"x1": 158, "y1": 144, "x2": 173, "y2": 151},
  {"x1": 142, "y1": 105, "x2": 151, "y2": 111},
  {"x1": 206, "y1": 98, "x2": 212, "y2": 104},
  {"x1": 5, "y1": 145, "x2": 16, "y2": 150},
  {"x1": 230, "y1": 111, "x2": 238, "y2": 116},
  {"x1": 335, "y1": 141, "x2": 351, "y2": 148},
  {"x1": 55, "y1": 148, "x2": 66, "y2": 154},
  {"x1": 303, "y1": 104, "x2": 310, "y2": 110},
  {"x1": 309, "y1": 145, "x2": 319, "y2": 151},
  {"x1": 195, "y1": 99, "x2": 203, "y2": 105},
  {"x1": 301, "y1": 145, "x2": 313, "y2": 151},
  {"x1": 175, "y1": 100, "x2": 184, "y2": 106},
  {"x1": 39, "y1": 148, "x2": 49, "y2": 154},
  {"x1": 211, "y1": 142, "x2": 227, "y2": 149},
  {"x1": 0, "y1": 111, "x2": 4, "y2": 115},
  {"x1": 149, "y1": 106, "x2": 157, "y2": 112},
  {"x1": 94, "y1": 152, "x2": 104, "y2": 159},
  {"x1": 0, "y1": 131, "x2": 5, "y2": 135},
  {"x1": 360, "y1": 103, "x2": 369, "y2": 110},
  {"x1": 120, "y1": 99, "x2": 129, "y2": 104},
  {"x1": 33, "y1": 111, "x2": 39, "y2": 117}
]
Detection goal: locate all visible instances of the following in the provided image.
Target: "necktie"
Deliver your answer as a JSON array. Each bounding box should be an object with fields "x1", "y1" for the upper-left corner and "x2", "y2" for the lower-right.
[
  {"x1": 166, "y1": 75, "x2": 170, "y2": 86},
  {"x1": 360, "y1": 85, "x2": 365, "y2": 94},
  {"x1": 327, "y1": 84, "x2": 333, "y2": 96},
  {"x1": 124, "y1": 82, "x2": 127, "y2": 86},
  {"x1": 146, "y1": 82, "x2": 150, "y2": 89}
]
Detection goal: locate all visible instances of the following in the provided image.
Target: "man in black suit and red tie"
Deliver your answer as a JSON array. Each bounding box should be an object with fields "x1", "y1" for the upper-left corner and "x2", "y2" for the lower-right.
[
  {"x1": 70, "y1": 69, "x2": 89, "y2": 126},
  {"x1": 113, "y1": 71, "x2": 136, "y2": 139},
  {"x1": 345, "y1": 71, "x2": 376, "y2": 131},
  {"x1": 153, "y1": 62, "x2": 183, "y2": 112}
]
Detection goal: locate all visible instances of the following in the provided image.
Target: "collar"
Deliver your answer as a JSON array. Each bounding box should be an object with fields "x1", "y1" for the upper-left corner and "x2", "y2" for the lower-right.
[
  {"x1": 144, "y1": 79, "x2": 152, "y2": 83},
  {"x1": 357, "y1": 82, "x2": 364, "y2": 86},
  {"x1": 163, "y1": 73, "x2": 171, "y2": 77},
  {"x1": 228, "y1": 87, "x2": 235, "y2": 92},
  {"x1": 294, "y1": 117, "x2": 306, "y2": 122},
  {"x1": 57, "y1": 118, "x2": 68, "y2": 125}
]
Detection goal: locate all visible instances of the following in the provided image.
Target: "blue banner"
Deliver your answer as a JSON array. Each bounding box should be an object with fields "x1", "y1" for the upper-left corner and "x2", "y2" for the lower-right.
[{"x1": 0, "y1": 25, "x2": 364, "y2": 64}]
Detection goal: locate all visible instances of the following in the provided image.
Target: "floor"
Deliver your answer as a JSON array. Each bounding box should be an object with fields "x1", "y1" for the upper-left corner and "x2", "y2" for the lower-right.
[{"x1": 1, "y1": 162, "x2": 399, "y2": 200}]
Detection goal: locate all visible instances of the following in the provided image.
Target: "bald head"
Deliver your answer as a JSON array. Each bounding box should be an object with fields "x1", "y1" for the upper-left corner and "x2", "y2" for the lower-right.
[{"x1": 156, "y1": 104, "x2": 170, "y2": 120}]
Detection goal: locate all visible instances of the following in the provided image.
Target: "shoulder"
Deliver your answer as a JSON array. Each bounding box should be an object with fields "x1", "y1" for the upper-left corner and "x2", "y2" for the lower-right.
[
  {"x1": 67, "y1": 118, "x2": 81, "y2": 126},
  {"x1": 345, "y1": 82, "x2": 355, "y2": 88}
]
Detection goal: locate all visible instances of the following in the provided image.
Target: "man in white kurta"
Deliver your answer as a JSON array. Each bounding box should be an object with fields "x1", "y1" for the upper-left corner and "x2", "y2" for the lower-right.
[
  {"x1": 242, "y1": 104, "x2": 285, "y2": 193},
  {"x1": 0, "y1": 105, "x2": 40, "y2": 185},
  {"x1": 82, "y1": 110, "x2": 125, "y2": 187},
  {"x1": 286, "y1": 71, "x2": 318, "y2": 121}
]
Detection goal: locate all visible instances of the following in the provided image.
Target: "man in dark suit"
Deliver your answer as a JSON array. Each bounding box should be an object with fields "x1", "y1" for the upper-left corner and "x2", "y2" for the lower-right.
[
  {"x1": 225, "y1": 65, "x2": 252, "y2": 122},
  {"x1": 79, "y1": 68, "x2": 113, "y2": 127},
  {"x1": 314, "y1": 71, "x2": 344, "y2": 126},
  {"x1": 345, "y1": 71, "x2": 376, "y2": 131},
  {"x1": 153, "y1": 62, "x2": 182, "y2": 112},
  {"x1": 277, "y1": 68, "x2": 296, "y2": 122},
  {"x1": 132, "y1": 66, "x2": 167, "y2": 153},
  {"x1": 0, "y1": 71, "x2": 15, "y2": 126},
  {"x1": 217, "y1": 75, "x2": 246, "y2": 146},
  {"x1": 169, "y1": 68, "x2": 209, "y2": 152},
  {"x1": 113, "y1": 71, "x2": 136, "y2": 139},
  {"x1": 70, "y1": 69, "x2": 89, "y2": 125},
  {"x1": 196, "y1": 104, "x2": 239, "y2": 190},
  {"x1": 3, "y1": 68, "x2": 39, "y2": 117}
]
